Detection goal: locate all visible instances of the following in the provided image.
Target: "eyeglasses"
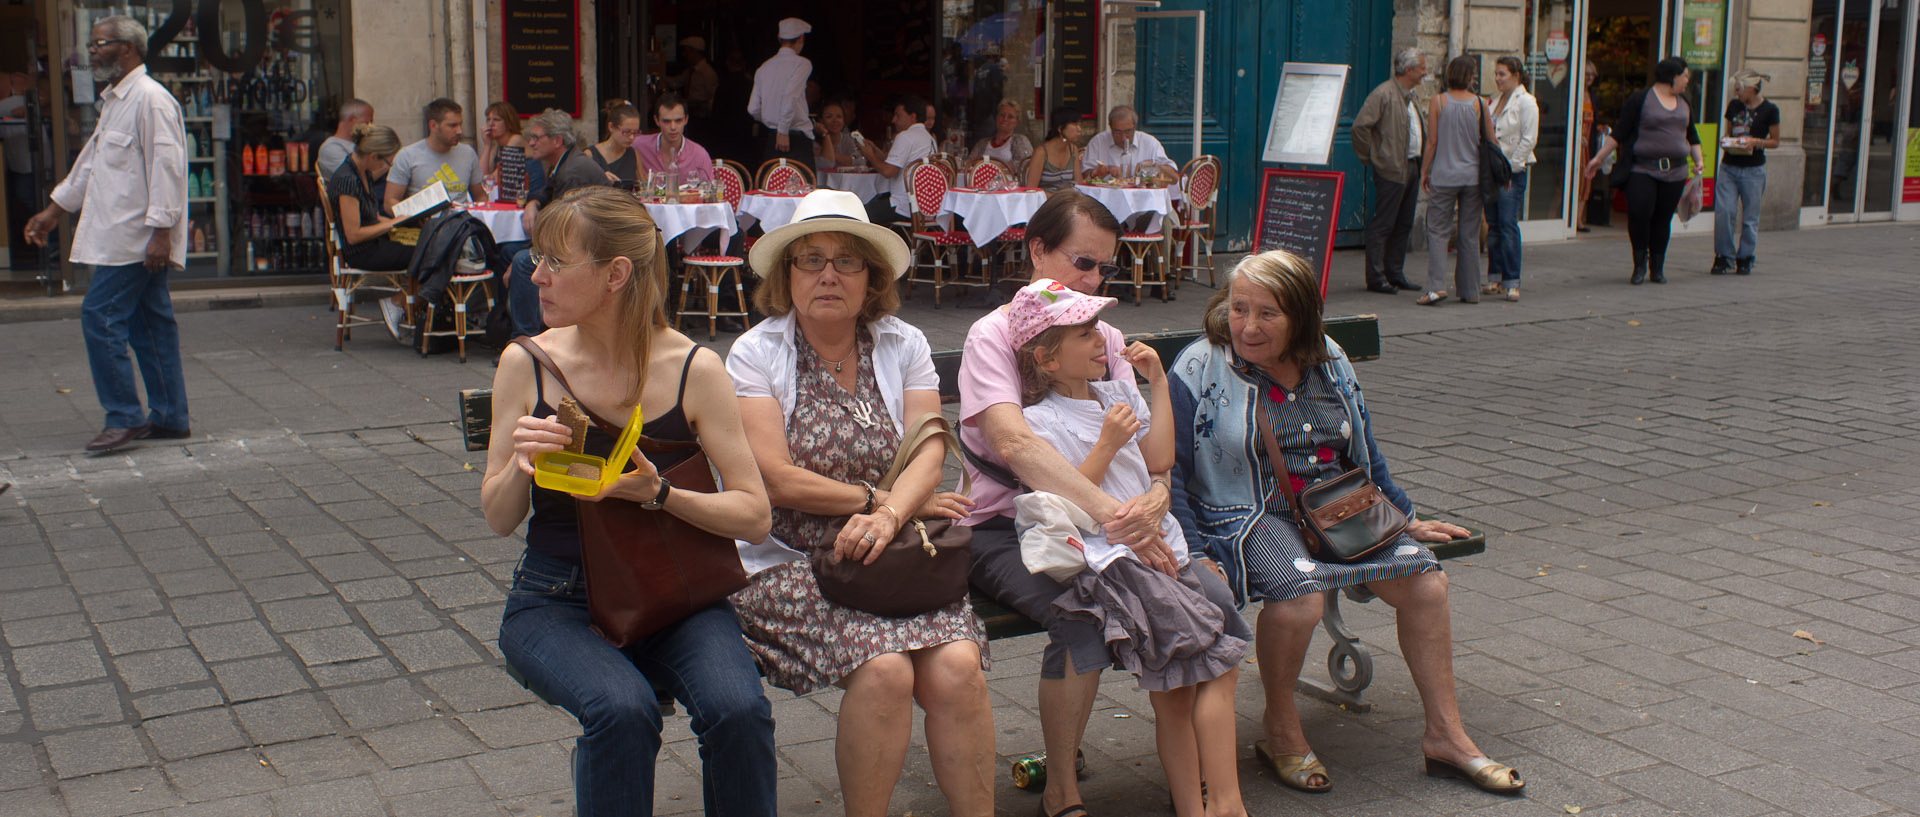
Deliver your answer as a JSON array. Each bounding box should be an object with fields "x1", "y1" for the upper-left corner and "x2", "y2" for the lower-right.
[
  {"x1": 86, "y1": 39, "x2": 126, "y2": 51},
  {"x1": 1057, "y1": 249, "x2": 1122, "y2": 279},
  {"x1": 530, "y1": 251, "x2": 609, "y2": 271},
  {"x1": 789, "y1": 254, "x2": 867, "y2": 274}
]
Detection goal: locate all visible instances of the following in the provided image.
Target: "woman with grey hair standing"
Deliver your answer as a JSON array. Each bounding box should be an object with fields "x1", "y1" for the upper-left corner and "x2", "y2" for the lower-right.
[
  {"x1": 1712, "y1": 69, "x2": 1778, "y2": 276},
  {"x1": 1417, "y1": 56, "x2": 1494, "y2": 305}
]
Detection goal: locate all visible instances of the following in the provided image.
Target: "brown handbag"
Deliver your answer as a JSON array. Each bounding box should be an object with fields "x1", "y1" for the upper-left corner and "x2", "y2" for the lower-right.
[
  {"x1": 811, "y1": 412, "x2": 974, "y2": 618},
  {"x1": 1256, "y1": 400, "x2": 1410, "y2": 564},
  {"x1": 514, "y1": 338, "x2": 748, "y2": 647}
]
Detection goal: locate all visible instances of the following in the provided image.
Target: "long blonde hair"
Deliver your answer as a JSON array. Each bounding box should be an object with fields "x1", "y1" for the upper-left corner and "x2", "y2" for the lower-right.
[{"x1": 529, "y1": 187, "x2": 671, "y2": 406}]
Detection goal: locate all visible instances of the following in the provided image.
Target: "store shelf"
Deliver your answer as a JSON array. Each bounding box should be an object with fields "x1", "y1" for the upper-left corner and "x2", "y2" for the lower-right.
[
  {"x1": 188, "y1": 197, "x2": 217, "y2": 203},
  {"x1": 185, "y1": 252, "x2": 219, "y2": 259},
  {"x1": 189, "y1": 157, "x2": 215, "y2": 163}
]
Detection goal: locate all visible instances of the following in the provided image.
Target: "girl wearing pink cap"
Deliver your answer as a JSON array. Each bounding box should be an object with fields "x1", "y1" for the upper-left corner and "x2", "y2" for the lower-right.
[{"x1": 1008, "y1": 279, "x2": 1253, "y2": 817}]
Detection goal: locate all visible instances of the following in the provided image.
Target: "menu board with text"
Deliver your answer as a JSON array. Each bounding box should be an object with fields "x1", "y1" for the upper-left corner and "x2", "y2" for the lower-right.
[
  {"x1": 502, "y1": 0, "x2": 580, "y2": 117},
  {"x1": 1252, "y1": 168, "x2": 1344, "y2": 296},
  {"x1": 1262, "y1": 63, "x2": 1349, "y2": 165}
]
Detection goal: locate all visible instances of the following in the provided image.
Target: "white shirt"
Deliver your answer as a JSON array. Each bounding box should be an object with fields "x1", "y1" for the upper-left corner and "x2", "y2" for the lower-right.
[
  {"x1": 725, "y1": 312, "x2": 942, "y2": 574},
  {"x1": 1021, "y1": 380, "x2": 1188, "y2": 571},
  {"x1": 1491, "y1": 86, "x2": 1539, "y2": 169},
  {"x1": 883, "y1": 123, "x2": 935, "y2": 218},
  {"x1": 50, "y1": 65, "x2": 188, "y2": 267},
  {"x1": 747, "y1": 46, "x2": 815, "y2": 138},
  {"x1": 1080, "y1": 129, "x2": 1172, "y2": 174},
  {"x1": 1405, "y1": 98, "x2": 1423, "y2": 159}
]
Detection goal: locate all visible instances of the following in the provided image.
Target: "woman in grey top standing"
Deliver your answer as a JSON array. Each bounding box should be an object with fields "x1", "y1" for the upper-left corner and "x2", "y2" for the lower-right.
[
  {"x1": 1584, "y1": 57, "x2": 1702, "y2": 284},
  {"x1": 1416, "y1": 56, "x2": 1495, "y2": 305}
]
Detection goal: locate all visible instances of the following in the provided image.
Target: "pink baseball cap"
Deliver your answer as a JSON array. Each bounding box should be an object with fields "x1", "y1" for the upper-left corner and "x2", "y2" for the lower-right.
[{"x1": 1007, "y1": 279, "x2": 1116, "y2": 349}]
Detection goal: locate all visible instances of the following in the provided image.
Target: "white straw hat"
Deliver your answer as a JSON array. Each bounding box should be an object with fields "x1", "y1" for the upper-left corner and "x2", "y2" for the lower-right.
[{"x1": 746, "y1": 190, "x2": 912, "y2": 280}]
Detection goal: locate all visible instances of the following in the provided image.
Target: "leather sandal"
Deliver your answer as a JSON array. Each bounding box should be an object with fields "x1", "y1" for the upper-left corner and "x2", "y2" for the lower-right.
[
  {"x1": 1424, "y1": 755, "x2": 1524, "y2": 795},
  {"x1": 1040, "y1": 803, "x2": 1091, "y2": 817},
  {"x1": 1481, "y1": 281, "x2": 1503, "y2": 295},
  {"x1": 1255, "y1": 739, "x2": 1331, "y2": 793},
  {"x1": 1415, "y1": 292, "x2": 1447, "y2": 306}
]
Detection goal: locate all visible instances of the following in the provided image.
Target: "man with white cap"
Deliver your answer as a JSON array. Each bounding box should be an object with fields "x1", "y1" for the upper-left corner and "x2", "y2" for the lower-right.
[{"x1": 749, "y1": 17, "x2": 816, "y2": 169}]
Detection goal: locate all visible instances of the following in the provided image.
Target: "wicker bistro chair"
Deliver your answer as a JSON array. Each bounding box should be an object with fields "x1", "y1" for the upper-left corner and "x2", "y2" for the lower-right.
[
  {"x1": 314, "y1": 169, "x2": 410, "y2": 350},
  {"x1": 960, "y1": 157, "x2": 1028, "y2": 276},
  {"x1": 902, "y1": 157, "x2": 989, "y2": 308},
  {"x1": 715, "y1": 159, "x2": 750, "y2": 207},
  {"x1": 964, "y1": 157, "x2": 1012, "y2": 189},
  {"x1": 1171, "y1": 155, "x2": 1222, "y2": 286},
  {"x1": 754, "y1": 158, "x2": 816, "y2": 193},
  {"x1": 1104, "y1": 227, "x2": 1172, "y2": 306},
  {"x1": 413, "y1": 249, "x2": 495, "y2": 362}
]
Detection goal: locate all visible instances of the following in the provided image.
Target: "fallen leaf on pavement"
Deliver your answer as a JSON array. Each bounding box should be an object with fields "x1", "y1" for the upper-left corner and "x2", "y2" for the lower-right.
[
  {"x1": 1812, "y1": 501, "x2": 1830, "y2": 507},
  {"x1": 56, "y1": 388, "x2": 71, "y2": 393},
  {"x1": 1626, "y1": 320, "x2": 1640, "y2": 326},
  {"x1": 1792, "y1": 630, "x2": 1825, "y2": 645},
  {"x1": 1565, "y1": 806, "x2": 1582, "y2": 814}
]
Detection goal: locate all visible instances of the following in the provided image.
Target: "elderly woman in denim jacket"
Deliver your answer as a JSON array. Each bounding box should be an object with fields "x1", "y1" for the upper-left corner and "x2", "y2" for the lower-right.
[{"x1": 1166, "y1": 250, "x2": 1524, "y2": 797}]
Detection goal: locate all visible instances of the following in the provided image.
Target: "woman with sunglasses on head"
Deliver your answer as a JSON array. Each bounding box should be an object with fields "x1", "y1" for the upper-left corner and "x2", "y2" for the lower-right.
[
  {"x1": 480, "y1": 187, "x2": 777, "y2": 817},
  {"x1": 725, "y1": 190, "x2": 994, "y2": 817}
]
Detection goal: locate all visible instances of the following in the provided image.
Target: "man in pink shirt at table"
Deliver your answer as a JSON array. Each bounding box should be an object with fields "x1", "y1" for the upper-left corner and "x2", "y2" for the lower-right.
[{"x1": 633, "y1": 93, "x2": 715, "y2": 183}]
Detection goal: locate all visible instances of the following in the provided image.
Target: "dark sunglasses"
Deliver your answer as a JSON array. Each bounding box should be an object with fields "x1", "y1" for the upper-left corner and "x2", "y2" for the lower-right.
[{"x1": 1059, "y1": 249, "x2": 1122, "y2": 279}]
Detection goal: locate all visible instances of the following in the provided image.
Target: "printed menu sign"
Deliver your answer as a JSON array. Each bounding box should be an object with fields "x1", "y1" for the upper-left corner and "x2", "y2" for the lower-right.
[
  {"x1": 1053, "y1": 0, "x2": 1099, "y2": 112},
  {"x1": 502, "y1": 0, "x2": 580, "y2": 116},
  {"x1": 1262, "y1": 63, "x2": 1350, "y2": 165},
  {"x1": 1252, "y1": 168, "x2": 1344, "y2": 296}
]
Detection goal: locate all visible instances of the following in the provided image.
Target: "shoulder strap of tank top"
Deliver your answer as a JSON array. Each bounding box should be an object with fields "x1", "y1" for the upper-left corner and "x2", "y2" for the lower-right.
[{"x1": 674, "y1": 346, "x2": 700, "y2": 406}]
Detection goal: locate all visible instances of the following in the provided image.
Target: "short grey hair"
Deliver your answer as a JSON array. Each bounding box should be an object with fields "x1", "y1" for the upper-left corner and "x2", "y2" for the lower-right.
[
  {"x1": 527, "y1": 109, "x2": 577, "y2": 151},
  {"x1": 339, "y1": 98, "x2": 373, "y2": 120},
  {"x1": 95, "y1": 15, "x2": 148, "y2": 58},
  {"x1": 1393, "y1": 47, "x2": 1425, "y2": 76},
  {"x1": 1107, "y1": 105, "x2": 1137, "y2": 128}
]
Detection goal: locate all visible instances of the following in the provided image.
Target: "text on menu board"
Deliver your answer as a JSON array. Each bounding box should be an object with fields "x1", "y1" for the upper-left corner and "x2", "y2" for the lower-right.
[
  {"x1": 1252, "y1": 168, "x2": 1344, "y2": 297},
  {"x1": 501, "y1": 0, "x2": 580, "y2": 117},
  {"x1": 1053, "y1": 0, "x2": 1099, "y2": 112}
]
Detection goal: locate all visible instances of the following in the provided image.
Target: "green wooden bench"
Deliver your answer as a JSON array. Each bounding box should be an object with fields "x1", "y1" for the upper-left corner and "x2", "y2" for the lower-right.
[{"x1": 465, "y1": 313, "x2": 1482, "y2": 713}]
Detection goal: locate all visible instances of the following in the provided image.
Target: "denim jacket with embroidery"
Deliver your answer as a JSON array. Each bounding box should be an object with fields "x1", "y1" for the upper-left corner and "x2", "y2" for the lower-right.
[{"x1": 1167, "y1": 336, "x2": 1413, "y2": 605}]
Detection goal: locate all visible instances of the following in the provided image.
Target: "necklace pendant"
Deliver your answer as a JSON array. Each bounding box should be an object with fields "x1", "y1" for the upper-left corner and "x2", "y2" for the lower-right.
[{"x1": 835, "y1": 362, "x2": 843, "y2": 373}]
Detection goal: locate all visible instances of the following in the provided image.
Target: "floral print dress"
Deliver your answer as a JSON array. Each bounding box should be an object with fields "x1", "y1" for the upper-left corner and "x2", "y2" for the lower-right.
[{"x1": 730, "y1": 329, "x2": 987, "y2": 695}]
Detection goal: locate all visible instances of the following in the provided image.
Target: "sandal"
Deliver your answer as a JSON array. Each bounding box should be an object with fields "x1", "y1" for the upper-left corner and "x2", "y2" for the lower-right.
[
  {"x1": 1505, "y1": 287, "x2": 1519, "y2": 302},
  {"x1": 1255, "y1": 739, "x2": 1331, "y2": 793},
  {"x1": 1424, "y1": 755, "x2": 1525, "y2": 795},
  {"x1": 1039, "y1": 803, "x2": 1091, "y2": 817},
  {"x1": 1481, "y1": 281, "x2": 1503, "y2": 295},
  {"x1": 1414, "y1": 292, "x2": 1447, "y2": 306}
]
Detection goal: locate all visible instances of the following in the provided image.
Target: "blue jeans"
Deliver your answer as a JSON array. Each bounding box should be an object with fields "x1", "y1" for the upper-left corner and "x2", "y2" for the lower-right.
[
  {"x1": 1714, "y1": 164, "x2": 1766, "y2": 260},
  {"x1": 499, "y1": 551, "x2": 776, "y2": 817},
  {"x1": 82, "y1": 262, "x2": 189, "y2": 430},
  {"x1": 504, "y1": 246, "x2": 545, "y2": 339},
  {"x1": 1484, "y1": 169, "x2": 1527, "y2": 286}
]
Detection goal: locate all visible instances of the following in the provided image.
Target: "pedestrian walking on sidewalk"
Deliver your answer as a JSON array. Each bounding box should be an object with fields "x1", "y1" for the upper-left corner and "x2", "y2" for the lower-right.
[
  {"x1": 1483, "y1": 56, "x2": 1537, "y2": 302},
  {"x1": 1585, "y1": 57, "x2": 1702, "y2": 285},
  {"x1": 1712, "y1": 70, "x2": 1778, "y2": 276},
  {"x1": 1350, "y1": 47, "x2": 1428, "y2": 294},
  {"x1": 1416, "y1": 56, "x2": 1493, "y2": 305},
  {"x1": 23, "y1": 15, "x2": 190, "y2": 454}
]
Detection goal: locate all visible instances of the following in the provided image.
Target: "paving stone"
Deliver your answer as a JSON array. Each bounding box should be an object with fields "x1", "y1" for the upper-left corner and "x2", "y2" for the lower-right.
[
  {"x1": 210, "y1": 655, "x2": 311, "y2": 702},
  {"x1": 413, "y1": 573, "x2": 506, "y2": 610},
  {"x1": 0, "y1": 613, "x2": 90, "y2": 648},
  {"x1": 326, "y1": 678, "x2": 434, "y2": 730},
  {"x1": 283, "y1": 626, "x2": 383, "y2": 666},
  {"x1": 261, "y1": 736, "x2": 381, "y2": 786},
  {"x1": 114, "y1": 646, "x2": 212, "y2": 692},
  {"x1": 42, "y1": 724, "x2": 150, "y2": 778},
  {"x1": 153, "y1": 568, "x2": 240, "y2": 597},
  {"x1": 163, "y1": 749, "x2": 283, "y2": 802},
  {"x1": 0, "y1": 586, "x2": 80, "y2": 620},
  {"x1": 354, "y1": 598, "x2": 443, "y2": 636},
  {"x1": 13, "y1": 639, "x2": 108, "y2": 687},
  {"x1": 186, "y1": 619, "x2": 283, "y2": 663},
  {"x1": 334, "y1": 576, "x2": 418, "y2": 602},
  {"x1": 58, "y1": 766, "x2": 181, "y2": 817},
  {"x1": 465, "y1": 741, "x2": 571, "y2": 798},
  {"x1": 383, "y1": 782, "x2": 507, "y2": 817},
  {"x1": 370, "y1": 756, "x2": 481, "y2": 797},
  {"x1": 259, "y1": 595, "x2": 353, "y2": 633},
  {"x1": 233, "y1": 692, "x2": 338, "y2": 746},
  {"x1": 143, "y1": 707, "x2": 248, "y2": 761},
  {"x1": 242, "y1": 572, "x2": 330, "y2": 603},
  {"x1": 360, "y1": 718, "x2": 483, "y2": 768},
  {"x1": 308, "y1": 656, "x2": 403, "y2": 687},
  {"x1": 95, "y1": 614, "x2": 191, "y2": 656},
  {"x1": 25, "y1": 681, "x2": 125, "y2": 731},
  {"x1": 384, "y1": 628, "x2": 485, "y2": 674},
  {"x1": 169, "y1": 592, "x2": 257, "y2": 627},
  {"x1": 131, "y1": 686, "x2": 227, "y2": 720},
  {"x1": 267, "y1": 776, "x2": 387, "y2": 817},
  {"x1": 420, "y1": 666, "x2": 539, "y2": 713},
  {"x1": 456, "y1": 703, "x2": 580, "y2": 749}
]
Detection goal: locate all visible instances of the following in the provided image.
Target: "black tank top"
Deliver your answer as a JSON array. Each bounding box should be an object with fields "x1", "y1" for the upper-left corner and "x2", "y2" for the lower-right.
[{"x1": 524, "y1": 347, "x2": 701, "y2": 563}]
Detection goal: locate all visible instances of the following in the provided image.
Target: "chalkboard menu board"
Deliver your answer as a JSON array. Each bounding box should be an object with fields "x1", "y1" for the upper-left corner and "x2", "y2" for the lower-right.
[
  {"x1": 1251, "y1": 168, "x2": 1344, "y2": 296},
  {"x1": 502, "y1": 0, "x2": 580, "y2": 117},
  {"x1": 1052, "y1": 0, "x2": 1099, "y2": 113}
]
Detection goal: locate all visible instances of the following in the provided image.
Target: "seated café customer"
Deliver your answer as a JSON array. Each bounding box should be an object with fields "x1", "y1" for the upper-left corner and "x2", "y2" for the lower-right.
[
  {"x1": 969, "y1": 100, "x2": 1034, "y2": 171},
  {"x1": 814, "y1": 98, "x2": 858, "y2": 172},
  {"x1": 385, "y1": 97, "x2": 484, "y2": 212},
  {"x1": 634, "y1": 92, "x2": 715, "y2": 183},
  {"x1": 726, "y1": 190, "x2": 993, "y2": 817},
  {"x1": 326, "y1": 124, "x2": 412, "y2": 272},
  {"x1": 480, "y1": 101, "x2": 529, "y2": 198},
  {"x1": 481, "y1": 187, "x2": 777, "y2": 817},
  {"x1": 590, "y1": 99, "x2": 642, "y2": 184},
  {"x1": 317, "y1": 98, "x2": 374, "y2": 177},
  {"x1": 1025, "y1": 108, "x2": 1086, "y2": 194},
  {"x1": 1082, "y1": 105, "x2": 1177, "y2": 186},
  {"x1": 1166, "y1": 250, "x2": 1524, "y2": 797},
  {"x1": 506, "y1": 109, "x2": 610, "y2": 339},
  {"x1": 855, "y1": 94, "x2": 935, "y2": 226}
]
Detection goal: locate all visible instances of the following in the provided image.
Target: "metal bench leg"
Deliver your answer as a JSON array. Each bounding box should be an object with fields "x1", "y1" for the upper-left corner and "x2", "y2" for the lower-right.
[{"x1": 1294, "y1": 588, "x2": 1375, "y2": 713}]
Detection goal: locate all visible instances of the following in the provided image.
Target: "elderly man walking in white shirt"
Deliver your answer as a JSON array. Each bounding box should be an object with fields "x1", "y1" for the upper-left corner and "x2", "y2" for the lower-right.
[
  {"x1": 748, "y1": 17, "x2": 816, "y2": 169},
  {"x1": 25, "y1": 15, "x2": 190, "y2": 454}
]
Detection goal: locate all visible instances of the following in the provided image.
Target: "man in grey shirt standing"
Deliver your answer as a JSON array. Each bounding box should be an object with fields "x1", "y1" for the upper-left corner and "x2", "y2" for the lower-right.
[
  {"x1": 383, "y1": 98, "x2": 483, "y2": 211},
  {"x1": 1350, "y1": 47, "x2": 1428, "y2": 294},
  {"x1": 24, "y1": 16, "x2": 190, "y2": 453}
]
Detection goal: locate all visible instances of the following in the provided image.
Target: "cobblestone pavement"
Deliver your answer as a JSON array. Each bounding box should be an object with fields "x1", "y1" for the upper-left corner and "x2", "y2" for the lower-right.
[{"x1": 2, "y1": 223, "x2": 1918, "y2": 816}]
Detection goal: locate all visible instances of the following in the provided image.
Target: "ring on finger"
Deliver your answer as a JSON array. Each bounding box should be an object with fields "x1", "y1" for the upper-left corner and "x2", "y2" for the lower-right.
[{"x1": 861, "y1": 533, "x2": 875, "y2": 543}]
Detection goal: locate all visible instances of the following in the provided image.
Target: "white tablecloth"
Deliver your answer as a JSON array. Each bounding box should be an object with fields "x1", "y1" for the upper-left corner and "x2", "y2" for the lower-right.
[
  {"x1": 1074, "y1": 184, "x2": 1177, "y2": 235},
  {"x1": 643, "y1": 201, "x2": 738, "y2": 253},
  {"x1": 820, "y1": 171, "x2": 887, "y2": 203},
  {"x1": 734, "y1": 193, "x2": 806, "y2": 233},
  {"x1": 466, "y1": 205, "x2": 527, "y2": 245},
  {"x1": 938, "y1": 189, "x2": 1046, "y2": 248}
]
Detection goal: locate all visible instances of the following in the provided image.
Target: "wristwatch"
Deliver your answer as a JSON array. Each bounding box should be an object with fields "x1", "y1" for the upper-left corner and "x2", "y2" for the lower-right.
[{"x1": 641, "y1": 477, "x2": 672, "y2": 510}]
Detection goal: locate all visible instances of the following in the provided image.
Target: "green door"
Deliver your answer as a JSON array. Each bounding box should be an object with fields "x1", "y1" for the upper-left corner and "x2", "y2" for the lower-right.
[{"x1": 1135, "y1": 0, "x2": 1393, "y2": 248}]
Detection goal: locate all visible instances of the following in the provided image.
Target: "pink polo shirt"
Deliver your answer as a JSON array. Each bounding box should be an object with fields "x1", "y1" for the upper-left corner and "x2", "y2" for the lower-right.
[
  {"x1": 958, "y1": 306, "x2": 1130, "y2": 524},
  {"x1": 632, "y1": 133, "x2": 716, "y2": 182}
]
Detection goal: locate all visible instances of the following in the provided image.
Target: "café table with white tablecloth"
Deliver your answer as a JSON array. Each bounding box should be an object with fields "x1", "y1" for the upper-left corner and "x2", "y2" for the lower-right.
[
  {"x1": 819, "y1": 171, "x2": 887, "y2": 203},
  {"x1": 733, "y1": 191, "x2": 807, "y2": 233},
  {"x1": 643, "y1": 201, "x2": 738, "y2": 253},
  {"x1": 937, "y1": 187, "x2": 1046, "y2": 249},
  {"x1": 1074, "y1": 184, "x2": 1178, "y2": 234},
  {"x1": 465, "y1": 202, "x2": 527, "y2": 245}
]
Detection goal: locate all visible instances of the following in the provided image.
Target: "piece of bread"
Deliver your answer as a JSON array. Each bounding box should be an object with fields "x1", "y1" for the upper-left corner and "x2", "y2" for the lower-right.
[
  {"x1": 556, "y1": 397, "x2": 590, "y2": 454},
  {"x1": 565, "y1": 462, "x2": 602, "y2": 480}
]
